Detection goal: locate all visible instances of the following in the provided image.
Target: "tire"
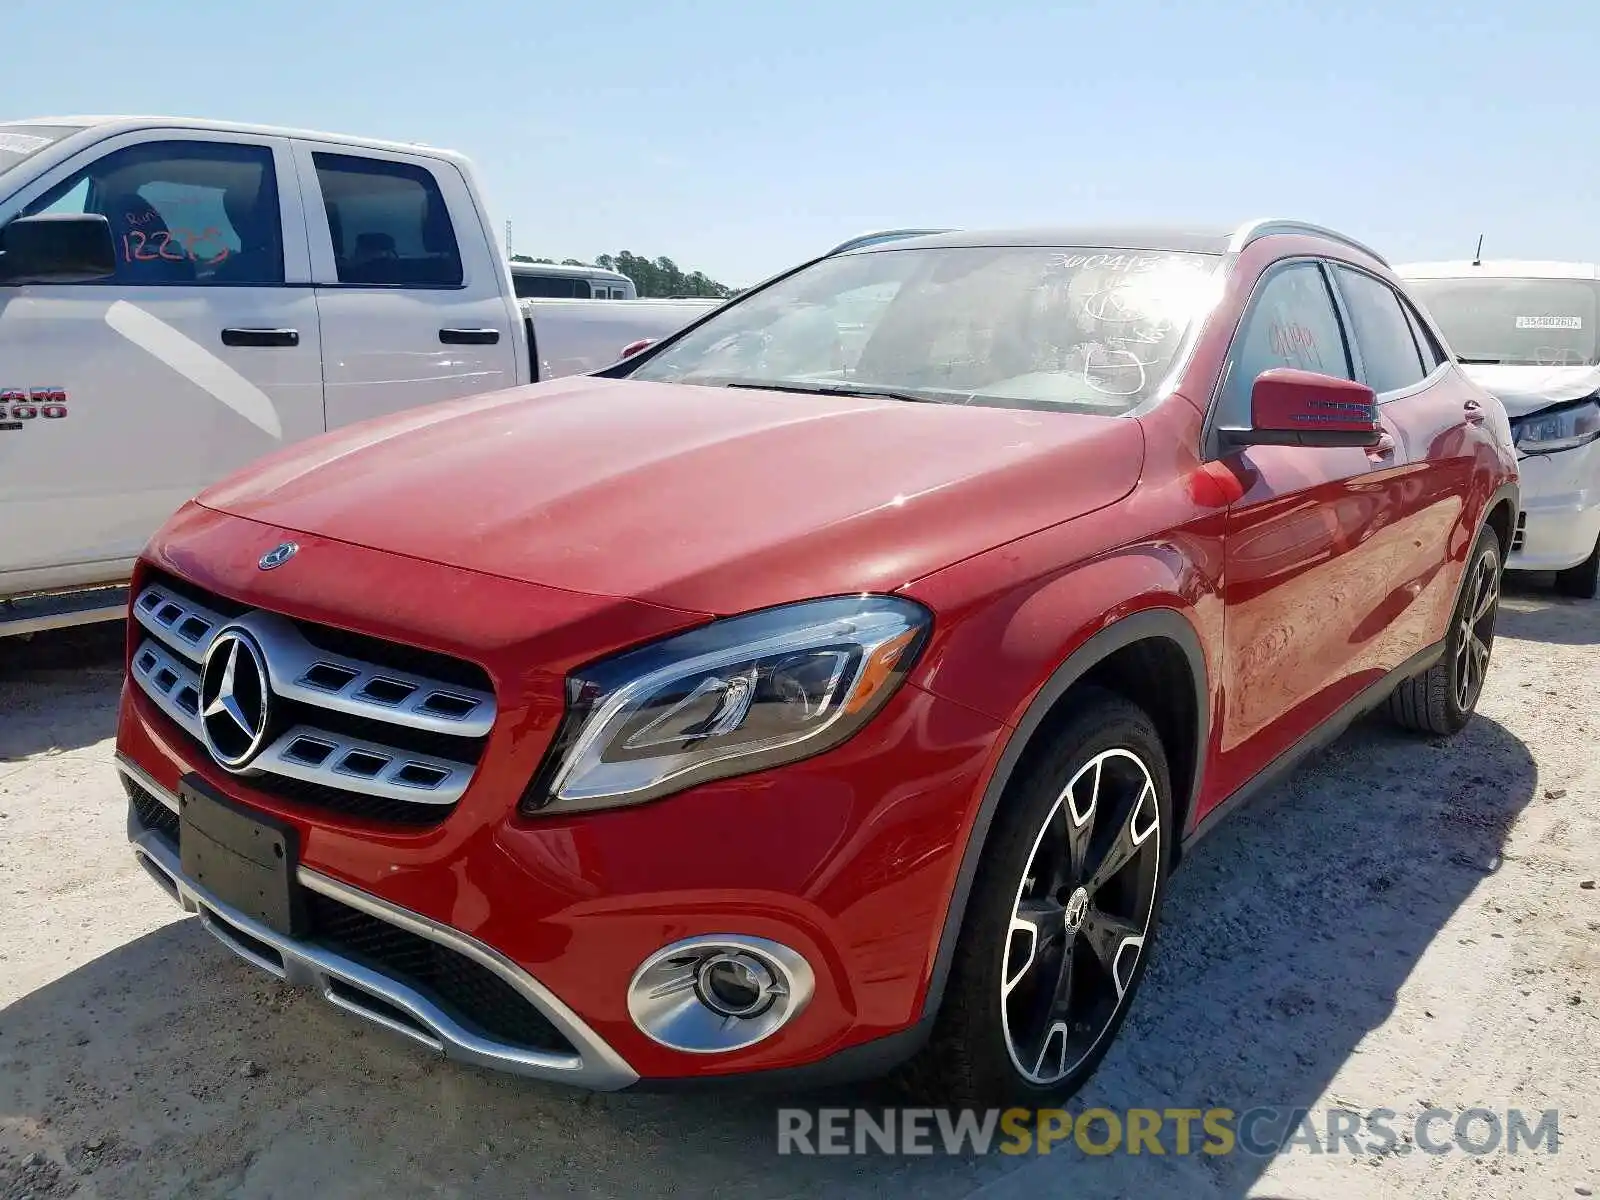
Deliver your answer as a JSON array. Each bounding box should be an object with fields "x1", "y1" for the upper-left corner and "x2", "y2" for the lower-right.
[
  {"x1": 1555, "y1": 534, "x2": 1600, "y2": 600},
  {"x1": 900, "y1": 687, "x2": 1173, "y2": 1107},
  {"x1": 1387, "y1": 526, "x2": 1503, "y2": 736}
]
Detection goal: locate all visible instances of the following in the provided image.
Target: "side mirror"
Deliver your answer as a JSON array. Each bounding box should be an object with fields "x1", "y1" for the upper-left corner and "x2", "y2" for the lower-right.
[
  {"x1": 0, "y1": 214, "x2": 116, "y2": 284},
  {"x1": 1220, "y1": 368, "x2": 1381, "y2": 449},
  {"x1": 619, "y1": 337, "x2": 656, "y2": 359}
]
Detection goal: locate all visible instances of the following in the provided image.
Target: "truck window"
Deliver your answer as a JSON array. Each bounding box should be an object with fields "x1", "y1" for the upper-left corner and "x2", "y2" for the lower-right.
[
  {"x1": 512, "y1": 274, "x2": 591, "y2": 298},
  {"x1": 22, "y1": 140, "x2": 284, "y2": 285},
  {"x1": 312, "y1": 152, "x2": 464, "y2": 287}
]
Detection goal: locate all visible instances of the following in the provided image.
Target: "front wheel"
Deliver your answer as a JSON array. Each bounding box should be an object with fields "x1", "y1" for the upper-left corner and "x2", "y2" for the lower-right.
[
  {"x1": 1387, "y1": 526, "x2": 1502, "y2": 735},
  {"x1": 901, "y1": 689, "x2": 1171, "y2": 1107}
]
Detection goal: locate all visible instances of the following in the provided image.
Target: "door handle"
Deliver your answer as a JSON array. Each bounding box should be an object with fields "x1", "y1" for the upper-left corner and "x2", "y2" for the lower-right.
[
  {"x1": 439, "y1": 327, "x2": 501, "y2": 345},
  {"x1": 221, "y1": 328, "x2": 299, "y2": 348},
  {"x1": 1367, "y1": 431, "x2": 1396, "y2": 459},
  {"x1": 1463, "y1": 398, "x2": 1487, "y2": 424}
]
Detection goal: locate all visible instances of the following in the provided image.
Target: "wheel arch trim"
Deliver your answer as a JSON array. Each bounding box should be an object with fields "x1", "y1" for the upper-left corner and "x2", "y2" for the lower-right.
[{"x1": 917, "y1": 605, "x2": 1209, "y2": 1022}]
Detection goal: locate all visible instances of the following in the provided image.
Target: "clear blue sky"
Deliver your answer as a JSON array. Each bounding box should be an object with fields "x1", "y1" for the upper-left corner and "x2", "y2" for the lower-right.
[{"x1": 7, "y1": 0, "x2": 1596, "y2": 286}]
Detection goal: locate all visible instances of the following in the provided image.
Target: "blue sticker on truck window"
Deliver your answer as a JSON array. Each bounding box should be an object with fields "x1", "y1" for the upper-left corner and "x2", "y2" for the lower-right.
[{"x1": 0, "y1": 387, "x2": 69, "y2": 431}]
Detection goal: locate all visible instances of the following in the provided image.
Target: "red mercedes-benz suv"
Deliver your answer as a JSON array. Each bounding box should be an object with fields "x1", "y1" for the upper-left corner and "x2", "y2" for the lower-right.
[{"x1": 116, "y1": 221, "x2": 1518, "y2": 1105}]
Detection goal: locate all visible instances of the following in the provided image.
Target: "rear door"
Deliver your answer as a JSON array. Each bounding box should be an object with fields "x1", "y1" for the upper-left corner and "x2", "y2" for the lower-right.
[
  {"x1": 0, "y1": 129, "x2": 322, "y2": 585},
  {"x1": 1212, "y1": 259, "x2": 1405, "y2": 799},
  {"x1": 1327, "y1": 263, "x2": 1475, "y2": 657},
  {"x1": 293, "y1": 143, "x2": 520, "y2": 430}
]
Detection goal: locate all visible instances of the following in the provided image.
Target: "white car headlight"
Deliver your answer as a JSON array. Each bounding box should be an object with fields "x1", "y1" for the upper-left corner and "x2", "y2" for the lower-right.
[
  {"x1": 522, "y1": 596, "x2": 930, "y2": 813},
  {"x1": 1513, "y1": 398, "x2": 1600, "y2": 454}
]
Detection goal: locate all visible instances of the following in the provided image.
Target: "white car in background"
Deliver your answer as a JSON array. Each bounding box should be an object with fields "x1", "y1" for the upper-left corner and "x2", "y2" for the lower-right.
[{"x1": 1399, "y1": 260, "x2": 1600, "y2": 597}]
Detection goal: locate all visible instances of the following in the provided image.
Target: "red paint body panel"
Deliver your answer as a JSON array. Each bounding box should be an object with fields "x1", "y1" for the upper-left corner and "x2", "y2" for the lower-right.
[
  {"x1": 115, "y1": 228, "x2": 1519, "y2": 1083},
  {"x1": 195, "y1": 377, "x2": 1145, "y2": 616},
  {"x1": 120, "y1": 513, "x2": 1009, "y2": 1073}
]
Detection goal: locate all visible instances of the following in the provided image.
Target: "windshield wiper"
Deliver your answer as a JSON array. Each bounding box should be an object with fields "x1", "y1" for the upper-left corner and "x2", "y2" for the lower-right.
[
  {"x1": 721, "y1": 380, "x2": 943, "y2": 404},
  {"x1": 1455, "y1": 356, "x2": 1504, "y2": 364}
]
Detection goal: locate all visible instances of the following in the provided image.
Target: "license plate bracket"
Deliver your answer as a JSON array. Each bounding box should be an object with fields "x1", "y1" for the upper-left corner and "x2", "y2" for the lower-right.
[{"x1": 178, "y1": 774, "x2": 305, "y2": 938}]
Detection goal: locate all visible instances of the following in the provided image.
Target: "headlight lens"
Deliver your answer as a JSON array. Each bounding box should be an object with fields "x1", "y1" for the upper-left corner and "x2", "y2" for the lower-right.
[
  {"x1": 1513, "y1": 399, "x2": 1600, "y2": 453},
  {"x1": 523, "y1": 596, "x2": 930, "y2": 813}
]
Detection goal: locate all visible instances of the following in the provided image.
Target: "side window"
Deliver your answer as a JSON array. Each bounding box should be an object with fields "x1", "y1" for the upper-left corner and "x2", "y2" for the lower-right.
[
  {"x1": 23, "y1": 140, "x2": 283, "y2": 285},
  {"x1": 1333, "y1": 266, "x2": 1427, "y2": 395},
  {"x1": 514, "y1": 274, "x2": 588, "y2": 298},
  {"x1": 312, "y1": 152, "x2": 463, "y2": 287},
  {"x1": 1217, "y1": 263, "x2": 1352, "y2": 428},
  {"x1": 1401, "y1": 299, "x2": 1445, "y2": 372}
]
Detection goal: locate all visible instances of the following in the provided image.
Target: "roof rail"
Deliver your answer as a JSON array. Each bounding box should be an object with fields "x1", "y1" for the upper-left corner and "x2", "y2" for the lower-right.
[
  {"x1": 1229, "y1": 218, "x2": 1389, "y2": 267},
  {"x1": 826, "y1": 228, "x2": 953, "y2": 256}
]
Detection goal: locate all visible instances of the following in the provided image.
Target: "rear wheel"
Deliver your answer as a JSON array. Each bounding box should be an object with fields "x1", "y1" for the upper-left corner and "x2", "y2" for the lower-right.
[
  {"x1": 1554, "y1": 533, "x2": 1600, "y2": 599},
  {"x1": 901, "y1": 690, "x2": 1171, "y2": 1107},
  {"x1": 1387, "y1": 526, "x2": 1502, "y2": 735}
]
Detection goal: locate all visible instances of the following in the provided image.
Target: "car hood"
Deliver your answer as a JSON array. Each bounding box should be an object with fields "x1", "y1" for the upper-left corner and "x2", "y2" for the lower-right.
[
  {"x1": 1459, "y1": 363, "x2": 1600, "y2": 418},
  {"x1": 197, "y1": 377, "x2": 1145, "y2": 615}
]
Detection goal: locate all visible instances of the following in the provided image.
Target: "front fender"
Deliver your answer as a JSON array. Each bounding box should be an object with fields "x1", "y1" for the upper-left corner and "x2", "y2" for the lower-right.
[{"x1": 903, "y1": 535, "x2": 1221, "y2": 1021}]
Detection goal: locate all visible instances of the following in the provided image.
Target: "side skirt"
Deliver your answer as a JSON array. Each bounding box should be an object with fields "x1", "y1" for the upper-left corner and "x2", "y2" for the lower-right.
[{"x1": 1178, "y1": 639, "x2": 1445, "y2": 858}]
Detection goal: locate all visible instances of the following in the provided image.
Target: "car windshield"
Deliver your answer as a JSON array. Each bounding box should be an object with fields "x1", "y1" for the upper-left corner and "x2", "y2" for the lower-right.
[
  {"x1": 1406, "y1": 276, "x2": 1600, "y2": 367},
  {"x1": 0, "y1": 124, "x2": 81, "y2": 178},
  {"x1": 626, "y1": 245, "x2": 1223, "y2": 414}
]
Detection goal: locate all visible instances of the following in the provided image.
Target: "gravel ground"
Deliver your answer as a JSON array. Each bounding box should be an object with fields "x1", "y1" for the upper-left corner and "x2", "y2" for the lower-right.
[{"x1": 1, "y1": 584, "x2": 1596, "y2": 1200}]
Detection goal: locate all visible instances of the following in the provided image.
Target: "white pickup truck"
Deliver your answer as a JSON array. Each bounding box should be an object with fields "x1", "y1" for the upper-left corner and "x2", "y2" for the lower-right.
[{"x1": 0, "y1": 116, "x2": 720, "y2": 637}]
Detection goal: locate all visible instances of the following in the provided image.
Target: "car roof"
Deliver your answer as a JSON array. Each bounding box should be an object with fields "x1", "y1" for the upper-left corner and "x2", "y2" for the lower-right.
[
  {"x1": 508, "y1": 261, "x2": 631, "y2": 282},
  {"x1": 1396, "y1": 259, "x2": 1600, "y2": 280},
  {"x1": 2, "y1": 115, "x2": 472, "y2": 166},
  {"x1": 840, "y1": 218, "x2": 1386, "y2": 265}
]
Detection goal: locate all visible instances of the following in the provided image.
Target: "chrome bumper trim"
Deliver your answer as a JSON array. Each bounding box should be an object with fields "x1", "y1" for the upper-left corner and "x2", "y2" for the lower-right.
[{"x1": 118, "y1": 757, "x2": 637, "y2": 1091}]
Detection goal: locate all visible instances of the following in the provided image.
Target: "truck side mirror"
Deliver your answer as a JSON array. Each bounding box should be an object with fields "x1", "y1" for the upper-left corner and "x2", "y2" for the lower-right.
[
  {"x1": 1219, "y1": 368, "x2": 1382, "y2": 449},
  {"x1": 0, "y1": 214, "x2": 117, "y2": 284},
  {"x1": 620, "y1": 338, "x2": 656, "y2": 359}
]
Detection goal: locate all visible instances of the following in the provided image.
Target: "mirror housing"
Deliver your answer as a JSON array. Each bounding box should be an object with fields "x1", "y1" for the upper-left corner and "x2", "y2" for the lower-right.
[
  {"x1": 1220, "y1": 368, "x2": 1381, "y2": 449},
  {"x1": 0, "y1": 214, "x2": 116, "y2": 284},
  {"x1": 619, "y1": 337, "x2": 656, "y2": 359}
]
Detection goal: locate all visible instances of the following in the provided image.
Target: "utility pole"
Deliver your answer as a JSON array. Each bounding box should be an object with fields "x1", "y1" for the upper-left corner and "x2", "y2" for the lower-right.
[{"x1": 505, "y1": 220, "x2": 513, "y2": 258}]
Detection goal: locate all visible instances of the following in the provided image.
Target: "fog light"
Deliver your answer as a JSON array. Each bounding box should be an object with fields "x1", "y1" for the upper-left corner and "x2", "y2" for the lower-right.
[
  {"x1": 696, "y1": 952, "x2": 775, "y2": 1018},
  {"x1": 628, "y1": 935, "x2": 814, "y2": 1054}
]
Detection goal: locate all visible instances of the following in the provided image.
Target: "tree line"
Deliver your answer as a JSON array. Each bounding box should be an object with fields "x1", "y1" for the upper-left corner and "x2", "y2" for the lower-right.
[{"x1": 511, "y1": 251, "x2": 735, "y2": 298}]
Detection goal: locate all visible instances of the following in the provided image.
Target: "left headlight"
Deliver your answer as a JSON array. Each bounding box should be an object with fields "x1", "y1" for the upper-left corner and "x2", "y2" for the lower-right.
[
  {"x1": 1513, "y1": 398, "x2": 1600, "y2": 453},
  {"x1": 522, "y1": 595, "x2": 931, "y2": 813}
]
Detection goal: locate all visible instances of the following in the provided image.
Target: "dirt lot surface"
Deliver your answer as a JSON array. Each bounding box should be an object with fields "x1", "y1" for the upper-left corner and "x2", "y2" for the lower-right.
[{"x1": 2, "y1": 586, "x2": 1597, "y2": 1199}]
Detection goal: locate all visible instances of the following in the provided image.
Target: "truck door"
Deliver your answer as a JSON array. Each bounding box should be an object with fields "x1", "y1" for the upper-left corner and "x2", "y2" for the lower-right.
[
  {"x1": 291, "y1": 142, "x2": 522, "y2": 430},
  {"x1": 0, "y1": 130, "x2": 323, "y2": 586}
]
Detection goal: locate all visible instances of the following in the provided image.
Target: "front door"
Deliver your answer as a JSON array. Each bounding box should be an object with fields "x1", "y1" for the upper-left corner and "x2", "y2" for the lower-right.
[
  {"x1": 1212, "y1": 259, "x2": 1405, "y2": 802},
  {"x1": 292, "y1": 142, "x2": 522, "y2": 431},
  {"x1": 0, "y1": 131, "x2": 323, "y2": 587}
]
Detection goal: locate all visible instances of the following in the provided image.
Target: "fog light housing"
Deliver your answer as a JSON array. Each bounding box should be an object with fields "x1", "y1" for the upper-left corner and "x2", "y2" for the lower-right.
[{"x1": 627, "y1": 935, "x2": 814, "y2": 1054}]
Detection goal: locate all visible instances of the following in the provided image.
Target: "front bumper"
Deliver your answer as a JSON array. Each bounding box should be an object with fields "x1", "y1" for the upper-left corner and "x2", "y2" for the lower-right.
[
  {"x1": 1508, "y1": 441, "x2": 1600, "y2": 571},
  {"x1": 121, "y1": 756, "x2": 638, "y2": 1089},
  {"x1": 116, "y1": 507, "x2": 1009, "y2": 1085}
]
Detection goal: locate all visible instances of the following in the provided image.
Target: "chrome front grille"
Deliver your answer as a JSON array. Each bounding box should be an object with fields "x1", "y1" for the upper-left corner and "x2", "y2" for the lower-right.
[
  {"x1": 1511, "y1": 511, "x2": 1527, "y2": 553},
  {"x1": 129, "y1": 576, "x2": 495, "y2": 822}
]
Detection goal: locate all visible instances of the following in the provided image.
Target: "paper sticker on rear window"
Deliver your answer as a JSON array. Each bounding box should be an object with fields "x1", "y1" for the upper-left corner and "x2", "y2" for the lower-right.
[
  {"x1": 1514, "y1": 315, "x2": 1583, "y2": 330},
  {"x1": 0, "y1": 132, "x2": 50, "y2": 154}
]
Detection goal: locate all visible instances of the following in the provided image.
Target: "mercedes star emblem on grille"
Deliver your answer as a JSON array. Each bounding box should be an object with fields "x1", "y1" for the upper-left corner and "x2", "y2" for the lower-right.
[
  {"x1": 199, "y1": 629, "x2": 274, "y2": 770},
  {"x1": 259, "y1": 542, "x2": 299, "y2": 570}
]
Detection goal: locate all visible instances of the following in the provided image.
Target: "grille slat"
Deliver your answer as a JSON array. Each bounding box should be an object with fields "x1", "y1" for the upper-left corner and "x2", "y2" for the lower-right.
[{"x1": 128, "y1": 572, "x2": 496, "y2": 826}]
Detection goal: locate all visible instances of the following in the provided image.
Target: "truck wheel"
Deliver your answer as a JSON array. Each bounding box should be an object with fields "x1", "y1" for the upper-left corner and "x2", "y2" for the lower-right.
[
  {"x1": 1554, "y1": 534, "x2": 1600, "y2": 600},
  {"x1": 1387, "y1": 527, "x2": 1502, "y2": 735},
  {"x1": 901, "y1": 688, "x2": 1171, "y2": 1107}
]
